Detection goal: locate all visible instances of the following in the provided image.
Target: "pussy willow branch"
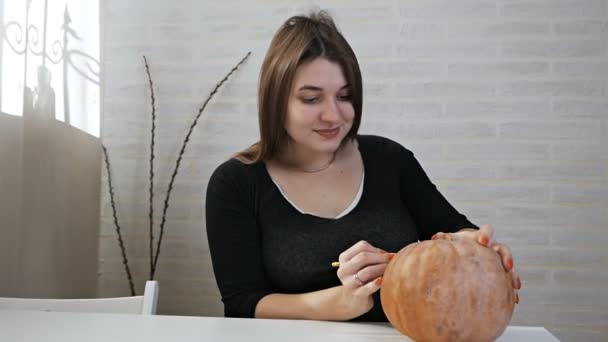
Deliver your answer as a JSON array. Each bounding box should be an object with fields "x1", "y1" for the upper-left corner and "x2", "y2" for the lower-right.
[
  {"x1": 151, "y1": 51, "x2": 251, "y2": 278},
  {"x1": 102, "y1": 145, "x2": 135, "y2": 296},
  {"x1": 143, "y1": 55, "x2": 156, "y2": 279}
]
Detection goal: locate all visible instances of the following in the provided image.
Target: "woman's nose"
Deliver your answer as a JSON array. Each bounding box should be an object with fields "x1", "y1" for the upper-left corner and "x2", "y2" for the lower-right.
[{"x1": 320, "y1": 99, "x2": 340, "y2": 122}]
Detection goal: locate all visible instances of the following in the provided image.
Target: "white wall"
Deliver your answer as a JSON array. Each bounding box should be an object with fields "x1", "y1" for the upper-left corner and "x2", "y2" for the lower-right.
[{"x1": 100, "y1": 1, "x2": 608, "y2": 340}]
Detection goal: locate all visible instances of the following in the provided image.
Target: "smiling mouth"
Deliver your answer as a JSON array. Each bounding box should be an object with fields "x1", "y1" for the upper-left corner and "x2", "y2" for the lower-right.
[{"x1": 315, "y1": 127, "x2": 340, "y2": 139}]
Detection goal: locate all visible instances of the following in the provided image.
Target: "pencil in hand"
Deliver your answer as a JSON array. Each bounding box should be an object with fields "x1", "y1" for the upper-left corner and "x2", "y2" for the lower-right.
[{"x1": 332, "y1": 252, "x2": 396, "y2": 269}]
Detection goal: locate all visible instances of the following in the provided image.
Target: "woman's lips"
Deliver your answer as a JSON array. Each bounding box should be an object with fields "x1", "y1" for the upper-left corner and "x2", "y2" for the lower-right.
[{"x1": 315, "y1": 127, "x2": 340, "y2": 139}]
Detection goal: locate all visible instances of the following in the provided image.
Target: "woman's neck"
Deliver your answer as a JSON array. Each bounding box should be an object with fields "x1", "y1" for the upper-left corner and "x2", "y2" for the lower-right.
[{"x1": 280, "y1": 140, "x2": 348, "y2": 173}]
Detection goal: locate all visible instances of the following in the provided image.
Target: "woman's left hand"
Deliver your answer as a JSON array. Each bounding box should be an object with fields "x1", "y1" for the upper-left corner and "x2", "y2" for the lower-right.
[{"x1": 431, "y1": 224, "x2": 521, "y2": 304}]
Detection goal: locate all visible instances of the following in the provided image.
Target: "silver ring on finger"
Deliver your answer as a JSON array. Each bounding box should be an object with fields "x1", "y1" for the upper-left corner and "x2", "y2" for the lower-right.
[{"x1": 354, "y1": 272, "x2": 365, "y2": 286}]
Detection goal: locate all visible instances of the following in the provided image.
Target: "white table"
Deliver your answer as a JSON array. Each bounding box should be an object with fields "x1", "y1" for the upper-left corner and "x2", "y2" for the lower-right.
[{"x1": 0, "y1": 310, "x2": 559, "y2": 341}]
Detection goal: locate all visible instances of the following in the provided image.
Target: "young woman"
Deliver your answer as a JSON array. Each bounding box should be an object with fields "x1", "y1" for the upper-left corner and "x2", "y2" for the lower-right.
[{"x1": 205, "y1": 10, "x2": 520, "y2": 322}]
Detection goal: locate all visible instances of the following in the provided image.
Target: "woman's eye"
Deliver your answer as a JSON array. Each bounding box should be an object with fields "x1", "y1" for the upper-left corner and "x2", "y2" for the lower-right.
[
  {"x1": 338, "y1": 94, "x2": 351, "y2": 101},
  {"x1": 302, "y1": 97, "x2": 319, "y2": 104}
]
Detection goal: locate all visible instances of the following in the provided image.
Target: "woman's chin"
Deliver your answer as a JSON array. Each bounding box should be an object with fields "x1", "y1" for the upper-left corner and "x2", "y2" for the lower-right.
[{"x1": 316, "y1": 140, "x2": 345, "y2": 154}]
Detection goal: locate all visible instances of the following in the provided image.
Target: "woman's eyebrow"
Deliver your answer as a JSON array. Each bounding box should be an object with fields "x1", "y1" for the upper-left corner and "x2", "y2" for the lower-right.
[{"x1": 297, "y1": 84, "x2": 350, "y2": 91}]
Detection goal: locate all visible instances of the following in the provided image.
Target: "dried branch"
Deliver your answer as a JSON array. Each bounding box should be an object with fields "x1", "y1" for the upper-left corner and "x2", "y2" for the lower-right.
[
  {"x1": 143, "y1": 55, "x2": 157, "y2": 279},
  {"x1": 151, "y1": 51, "x2": 251, "y2": 278},
  {"x1": 102, "y1": 145, "x2": 135, "y2": 296}
]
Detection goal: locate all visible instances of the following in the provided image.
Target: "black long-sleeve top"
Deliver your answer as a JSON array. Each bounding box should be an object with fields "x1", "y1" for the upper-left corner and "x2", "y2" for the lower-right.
[{"x1": 205, "y1": 135, "x2": 477, "y2": 321}]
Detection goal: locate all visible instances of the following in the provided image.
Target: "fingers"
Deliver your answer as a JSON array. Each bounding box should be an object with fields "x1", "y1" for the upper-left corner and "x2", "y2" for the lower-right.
[
  {"x1": 353, "y1": 276, "x2": 383, "y2": 297},
  {"x1": 335, "y1": 241, "x2": 386, "y2": 314},
  {"x1": 336, "y1": 240, "x2": 393, "y2": 289},
  {"x1": 491, "y1": 242, "x2": 514, "y2": 271},
  {"x1": 507, "y1": 266, "x2": 521, "y2": 304},
  {"x1": 338, "y1": 240, "x2": 386, "y2": 264},
  {"x1": 337, "y1": 252, "x2": 393, "y2": 284},
  {"x1": 353, "y1": 272, "x2": 365, "y2": 286},
  {"x1": 337, "y1": 240, "x2": 392, "y2": 286},
  {"x1": 432, "y1": 225, "x2": 520, "y2": 306},
  {"x1": 431, "y1": 224, "x2": 495, "y2": 246},
  {"x1": 432, "y1": 225, "x2": 517, "y2": 275},
  {"x1": 343, "y1": 263, "x2": 387, "y2": 289},
  {"x1": 510, "y1": 268, "x2": 522, "y2": 290},
  {"x1": 436, "y1": 224, "x2": 494, "y2": 246},
  {"x1": 477, "y1": 224, "x2": 495, "y2": 246},
  {"x1": 493, "y1": 241, "x2": 521, "y2": 304},
  {"x1": 432, "y1": 225, "x2": 521, "y2": 291},
  {"x1": 431, "y1": 232, "x2": 454, "y2": 241}
]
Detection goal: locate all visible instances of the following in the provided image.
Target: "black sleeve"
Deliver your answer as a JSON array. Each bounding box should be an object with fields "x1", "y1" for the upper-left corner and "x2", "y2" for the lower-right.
[
  {"x1": 205, "y1": 160, "x2": 273, "y2": 318},
  {"x1": 398, "y1": 147, "x2": 478, "y2": 240}
]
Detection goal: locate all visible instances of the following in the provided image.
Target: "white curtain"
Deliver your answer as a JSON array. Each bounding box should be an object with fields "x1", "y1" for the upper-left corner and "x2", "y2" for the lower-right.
[{"x1": 0, "y1": 0, "x2": 102, "y2": 298}]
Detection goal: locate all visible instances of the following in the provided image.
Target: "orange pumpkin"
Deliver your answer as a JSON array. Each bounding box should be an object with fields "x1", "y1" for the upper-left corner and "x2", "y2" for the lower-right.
[{"x1": 381, "y1": 239, "x2": 515, "y2": 342}]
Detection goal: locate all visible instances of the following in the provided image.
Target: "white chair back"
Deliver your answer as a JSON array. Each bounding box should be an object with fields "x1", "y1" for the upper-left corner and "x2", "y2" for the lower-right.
[{"x1": 0, "y1": 281, "x2": 159, "y2": 315}]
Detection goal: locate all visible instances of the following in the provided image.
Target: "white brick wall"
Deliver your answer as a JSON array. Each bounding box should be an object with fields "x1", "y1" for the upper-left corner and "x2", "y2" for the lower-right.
[{"x1": 100, "y1": 1, "x2": 608, "y2": 340}]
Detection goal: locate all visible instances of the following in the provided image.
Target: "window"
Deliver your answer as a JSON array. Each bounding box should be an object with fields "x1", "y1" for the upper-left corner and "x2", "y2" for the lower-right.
[{"x1": 1, "y1": 0, "x2": 100, "y2": 137}]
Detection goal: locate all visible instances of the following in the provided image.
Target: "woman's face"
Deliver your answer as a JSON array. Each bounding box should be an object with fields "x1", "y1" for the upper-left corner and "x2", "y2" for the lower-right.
[{"x1": 284, "y1": 57, "x2": 355, "y2": 156}]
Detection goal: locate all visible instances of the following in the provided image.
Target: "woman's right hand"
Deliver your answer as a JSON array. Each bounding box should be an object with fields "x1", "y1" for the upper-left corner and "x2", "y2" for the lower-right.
[{"x1": 335, "y1": 240, "x2": 394, "y2": 319}]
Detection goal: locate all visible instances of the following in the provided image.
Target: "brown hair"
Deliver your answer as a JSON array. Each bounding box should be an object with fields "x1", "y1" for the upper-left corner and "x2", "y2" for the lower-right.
[{"x1": 234, "y1": 10, "x2": 363, "y2": 163}]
